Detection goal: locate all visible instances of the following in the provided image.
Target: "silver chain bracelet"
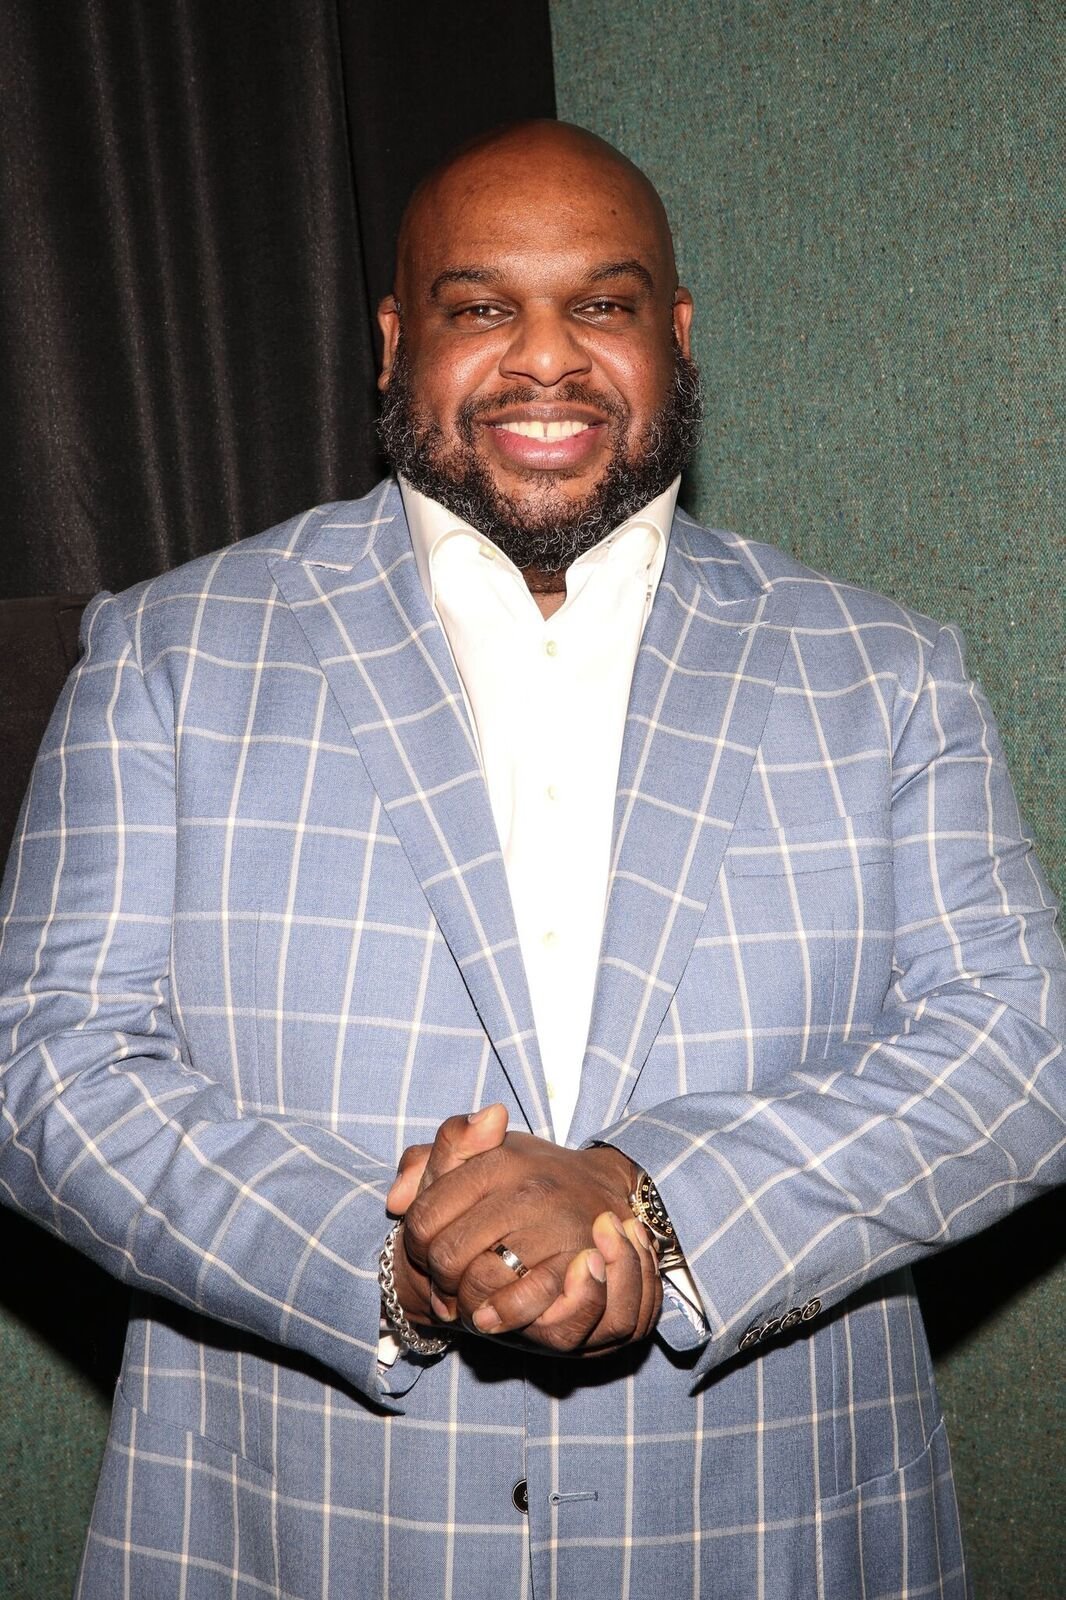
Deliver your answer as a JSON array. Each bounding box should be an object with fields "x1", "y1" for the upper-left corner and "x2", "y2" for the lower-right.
[{"x1": 379, "y1": 1220, "x2": 450, "y2": 1356}]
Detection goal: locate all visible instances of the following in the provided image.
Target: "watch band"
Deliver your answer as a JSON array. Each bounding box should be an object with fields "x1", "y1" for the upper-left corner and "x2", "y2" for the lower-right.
[{"x1": 628, "y1": 1169, "x2": 685, "y2": 1270}]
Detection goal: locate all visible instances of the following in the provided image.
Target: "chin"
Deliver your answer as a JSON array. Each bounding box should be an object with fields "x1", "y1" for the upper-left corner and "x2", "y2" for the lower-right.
[
  {"x1": 496, "y1": 473, "x2": 605, "y2": 506},
  {"x1": 481, "y1": 456, "x2": 610, "y2": 493}
]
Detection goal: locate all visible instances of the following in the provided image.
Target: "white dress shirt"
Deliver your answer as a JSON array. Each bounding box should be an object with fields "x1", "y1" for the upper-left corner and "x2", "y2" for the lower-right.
[{"x1": 403, "y1": 474, "x2": 678, "y2": 1143}]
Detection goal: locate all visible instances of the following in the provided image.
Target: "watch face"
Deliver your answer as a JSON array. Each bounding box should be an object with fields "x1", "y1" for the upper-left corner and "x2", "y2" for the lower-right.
[{"x1": 638, "y1": 1174, "x2": 674, "y2": 1239}]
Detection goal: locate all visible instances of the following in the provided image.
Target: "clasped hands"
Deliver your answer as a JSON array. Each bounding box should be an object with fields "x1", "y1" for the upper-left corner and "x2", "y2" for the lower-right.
[{"x1": 386, "y1": 1104, "x2": 662, "y2": 1357}]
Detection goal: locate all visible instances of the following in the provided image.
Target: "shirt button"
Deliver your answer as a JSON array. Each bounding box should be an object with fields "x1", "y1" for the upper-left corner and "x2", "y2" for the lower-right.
[
  {"x1": 546, "y1": 784, "x2": 559, "y2": 801},
  {"x1": 542, "y1": 930, "x2": 558, "y2": 949},
  {"x1": 544, "y1": 639, "x2": 558, "y2": 657},
  {"x1": 478, "y1": 544, "x2": 495, "y2": 560}
]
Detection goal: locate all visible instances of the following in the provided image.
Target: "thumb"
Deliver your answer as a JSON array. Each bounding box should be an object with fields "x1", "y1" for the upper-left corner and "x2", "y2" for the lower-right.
[
  {"x1": 387, "y1": 1104, "x2": 508, "y2": 1213},
  {"x1": 385, "y1": 1142, "x2": 431, "y2": 1217}
]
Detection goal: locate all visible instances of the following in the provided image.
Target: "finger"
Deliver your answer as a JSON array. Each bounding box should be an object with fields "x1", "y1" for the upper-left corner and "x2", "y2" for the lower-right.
[
  {"x1": 403, "y1": 1141, "x2": 546, "y2": 1280},
  {"x1": 386, "y1": 1104, "x2": 508, "y2": 1213},
  {"x1": 467, "y1": 1248, "x2": 606, "y2": 1339},
  {"x1": 526, "y1": 1247, "x2": 611, "y2": 1337},
  {"x1": 438, "y1": 1220, "x2": 562, "y2": 1329},
  {"x1": 581, "y1": 1211, "x2": 645, "y2": 1346},
  {"x1": 418, "y1": 1179, "x2": 579, "y2": 1294},
  {"x1": 515, "y1": 1218, "x2": 659, "y2": 1355},
  {"x1": 460, "y1": 1215, "x2": 660, "y2": 1355},
  {"x1": 386, "y1": 1143, "x2": 432, "y2": 1215},
  {"x1": 424, "y1": 1104, "x2": 509, "y2": 1187},
  {"x1": 619, "y1": 1216, "x2": 662, "y2": 1340},
  {"x1": 430, "y1": 1222, "x2": 539, "y2": 1329},
  {"x1": 436, "y1": 1219, "x2": 648, "y2": 1340}
]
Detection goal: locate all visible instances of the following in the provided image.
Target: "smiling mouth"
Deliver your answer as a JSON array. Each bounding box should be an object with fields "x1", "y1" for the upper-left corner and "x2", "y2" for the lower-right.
[{"x1": 493, "y1": 419, "x2": 594, "y2": 441}]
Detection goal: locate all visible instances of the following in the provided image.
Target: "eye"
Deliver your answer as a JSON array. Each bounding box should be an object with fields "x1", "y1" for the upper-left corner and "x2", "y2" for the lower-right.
[
  {"x1": 575, "y1": 298, "x2": 633, "y2": 323},
  {"x1": 449, "y1": 302, "x2": 510, "y2": 327}
]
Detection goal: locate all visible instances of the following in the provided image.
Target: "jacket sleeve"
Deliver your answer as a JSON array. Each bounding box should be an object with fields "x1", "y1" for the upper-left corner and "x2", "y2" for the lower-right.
[
  {"x1": 597, "y1": 622, "x2": 1066, "y2": 1374},
  {"x1": 0, "y1": 593, "x2": 435, "y2": 1408}
]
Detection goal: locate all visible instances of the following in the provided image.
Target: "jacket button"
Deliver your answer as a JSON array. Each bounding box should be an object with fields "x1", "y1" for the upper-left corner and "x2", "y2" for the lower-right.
[
  {"x1": 780, "y1": 1307, "x2": 802, "y2": 1331},
  {"x1": 801, "y1": 1298, "x2": 821, "y2": 1321},
  {"x1": 738, "y1": 1325, "x2": 762, "y2": 1351},
  {"x1": 512, "y1": 1479, "x2": 528, "y2": 1513}
]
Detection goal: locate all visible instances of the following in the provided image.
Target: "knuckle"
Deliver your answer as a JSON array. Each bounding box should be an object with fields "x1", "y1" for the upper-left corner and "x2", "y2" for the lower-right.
[
  {"x1": 516, "y1": 1172, "x2": 560, "y2": 1212},
  {"x1": 425, "y1": 1235, "x2": 462, "y2": 1286},
  {"x1": 536, "y1": 1259, "x2": 567, "y2": 1298},
  {"x1": 438, "y1": 1112, "x2": 468, "y2": 1145},
  {"x1": 537, "y1": 1319, "x2": 580, "y2": 1352},
  {"x1": 401, "y1": 1203, "x2": 433, "y2": 1260},
  {"x1": 457, "y1": 1258, "x2": 499, "y2": 1309},
  {"x1": 549, "y1": 1310, "x2": 601, "y2": 1353},
  {"x1": 478, "y1": 1143, "x2": 511, "y2": 1181}
]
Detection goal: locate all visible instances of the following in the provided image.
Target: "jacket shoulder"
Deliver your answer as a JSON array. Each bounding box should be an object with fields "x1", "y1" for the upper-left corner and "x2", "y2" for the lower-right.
[
  {"x1": 676, "y1": 510, "x2": 947, "y2": 652},
  {"x1": 128, "y1": 480, "x2": 401, "y2": 604},
  {"x1": 91, "y1": 481, "x2": 403, "y2": 643}
]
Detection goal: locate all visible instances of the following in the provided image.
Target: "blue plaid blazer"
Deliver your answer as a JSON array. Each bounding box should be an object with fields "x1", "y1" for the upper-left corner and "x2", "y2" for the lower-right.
[{"x1": 1, "y1": 479, "x2": 1063, "y2": 1599}]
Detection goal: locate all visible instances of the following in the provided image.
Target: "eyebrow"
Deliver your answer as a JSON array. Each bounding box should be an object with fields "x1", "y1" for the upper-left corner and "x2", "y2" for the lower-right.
[
  {"x1": 582, "y1": 259, "x2": 655, "y2": 293},
  {"x1": 426, "y1": 258, "x2": 657, "y2": 301},
  {"x1": 428, "y1": 267, "x2": 496, "y2": 300}
]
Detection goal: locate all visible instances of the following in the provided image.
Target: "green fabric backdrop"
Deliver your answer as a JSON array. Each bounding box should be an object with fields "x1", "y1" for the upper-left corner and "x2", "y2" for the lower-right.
[{"x1": 551, "y1": 2, "x2": 1064, "y2": 1595}]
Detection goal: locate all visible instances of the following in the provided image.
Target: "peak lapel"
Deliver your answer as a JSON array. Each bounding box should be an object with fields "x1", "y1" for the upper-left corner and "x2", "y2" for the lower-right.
[
  {"x1": 568, "y1": 517, "x2": 797, "y2": 1145},
  {"x1": 268, "y1": 486, "x2": 551, "y2": 1137}
]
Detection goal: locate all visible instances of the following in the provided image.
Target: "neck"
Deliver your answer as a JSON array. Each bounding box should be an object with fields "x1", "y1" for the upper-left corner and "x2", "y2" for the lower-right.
[{"x1": 523, "y1": 565, "x2": 568, "y2": 619}]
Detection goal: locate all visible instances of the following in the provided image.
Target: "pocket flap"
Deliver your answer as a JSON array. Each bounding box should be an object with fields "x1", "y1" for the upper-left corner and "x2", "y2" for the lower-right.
[{"x1": 726, "y1": 810, "x2": 892, "y2": 876}]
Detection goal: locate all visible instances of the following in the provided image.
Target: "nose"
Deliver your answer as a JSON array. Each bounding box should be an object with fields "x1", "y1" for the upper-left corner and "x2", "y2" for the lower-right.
[{"x1": 498, "y1": 305, "x2": 591, "y2": 388}]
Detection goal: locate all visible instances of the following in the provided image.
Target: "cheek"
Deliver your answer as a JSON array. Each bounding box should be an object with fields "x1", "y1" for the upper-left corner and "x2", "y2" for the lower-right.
[
  {"x1": 411, "y1": 342, "x2": 501, "y2": 432},
  {"x1": 598, "y1": 345, "x2": 672, "y2": 423}
]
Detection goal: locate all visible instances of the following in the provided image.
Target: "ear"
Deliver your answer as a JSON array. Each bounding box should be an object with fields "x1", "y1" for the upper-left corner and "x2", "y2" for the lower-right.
[
  {"x1": 671, "y1": 288, "x2": 694, "y2": 359},
  {"x1": 377, "y1": 295, "x2": 401, "y2": 390}
]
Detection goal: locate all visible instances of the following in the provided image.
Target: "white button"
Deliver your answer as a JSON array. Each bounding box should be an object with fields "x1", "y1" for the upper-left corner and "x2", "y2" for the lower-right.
[
  {"x1": 547, "y1": 1081, "x2": 556, "y2": 1100},
  {"x1": 542, "y1": 930, "x2": 558, "y2": 948},
  {"x1": 544, "y1": 639, "x2": 558, "y2": 657},
  {"x1": 546, "y1": 784, "x2": 559, "y2": 801},
  {"x1": 479, "y1": 544, "x2": 495, "y2": 560}
]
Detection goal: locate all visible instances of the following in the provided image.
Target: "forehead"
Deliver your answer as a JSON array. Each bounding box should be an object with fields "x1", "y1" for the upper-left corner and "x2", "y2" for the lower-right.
[{"x1": 403, "y1": 154, "x2": 672, "y2": 296}]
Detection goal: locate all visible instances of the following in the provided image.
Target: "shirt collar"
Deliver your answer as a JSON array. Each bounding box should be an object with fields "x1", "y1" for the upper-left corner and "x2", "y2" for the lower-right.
[{"x1": 399, "y1": 474, "x2": 681, "y2": 609}]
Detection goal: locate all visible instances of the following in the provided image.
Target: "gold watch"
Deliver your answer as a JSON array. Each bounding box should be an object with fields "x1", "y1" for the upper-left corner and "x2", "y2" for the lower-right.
[{"x1": 628, "y1": 1169, "x2": 685, "y2": 1270}]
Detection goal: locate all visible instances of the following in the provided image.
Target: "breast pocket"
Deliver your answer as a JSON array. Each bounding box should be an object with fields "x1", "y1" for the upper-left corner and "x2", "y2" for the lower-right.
[
  {"x1": 725, "y1": 809, "x2": 893, "y2": 879},
  {"x1": 723, "y1": 811, "x2": 895, "y2": 1045}
]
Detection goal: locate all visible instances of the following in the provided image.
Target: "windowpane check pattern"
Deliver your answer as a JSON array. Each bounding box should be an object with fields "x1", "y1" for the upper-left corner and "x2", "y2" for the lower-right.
[{"x1": 1, "y1": 479, "x2": 1063, "y2": 1598}]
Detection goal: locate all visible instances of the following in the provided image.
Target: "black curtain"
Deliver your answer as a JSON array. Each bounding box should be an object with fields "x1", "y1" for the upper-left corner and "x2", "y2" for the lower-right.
[
  {"x1": 0, "y1": 1, "x2": 555, "y2": 1429},
  {"x1": 0, "y1": 0, "x2": 556, "y2": 600}
]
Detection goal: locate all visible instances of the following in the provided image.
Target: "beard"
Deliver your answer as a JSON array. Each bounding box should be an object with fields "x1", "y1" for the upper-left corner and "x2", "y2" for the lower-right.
[{"x1": 378, "y1": 339, "x2": 703, "y2": 572}]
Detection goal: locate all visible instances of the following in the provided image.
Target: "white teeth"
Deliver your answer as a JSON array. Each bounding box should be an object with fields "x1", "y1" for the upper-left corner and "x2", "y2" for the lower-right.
[{"x1": 498, "y1": 419, "x2": 590, "y2": 441}]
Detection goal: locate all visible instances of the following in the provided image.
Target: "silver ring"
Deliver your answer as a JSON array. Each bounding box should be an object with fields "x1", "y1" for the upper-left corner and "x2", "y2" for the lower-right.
[{"x1": 491, "y1": 1242, "x2": 529, "y2": 1278}]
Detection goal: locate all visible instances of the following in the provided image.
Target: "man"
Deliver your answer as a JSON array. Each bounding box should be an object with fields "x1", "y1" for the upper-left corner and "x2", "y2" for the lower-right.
[{"x1": 0, "y1": 121, "x2": 1063, "y2": 1600}]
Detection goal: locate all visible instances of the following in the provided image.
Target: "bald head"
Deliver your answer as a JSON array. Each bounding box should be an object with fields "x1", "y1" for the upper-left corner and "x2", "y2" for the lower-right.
[{"x1": 395, "y1": 121, "x2": 680, "y2": 305}]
